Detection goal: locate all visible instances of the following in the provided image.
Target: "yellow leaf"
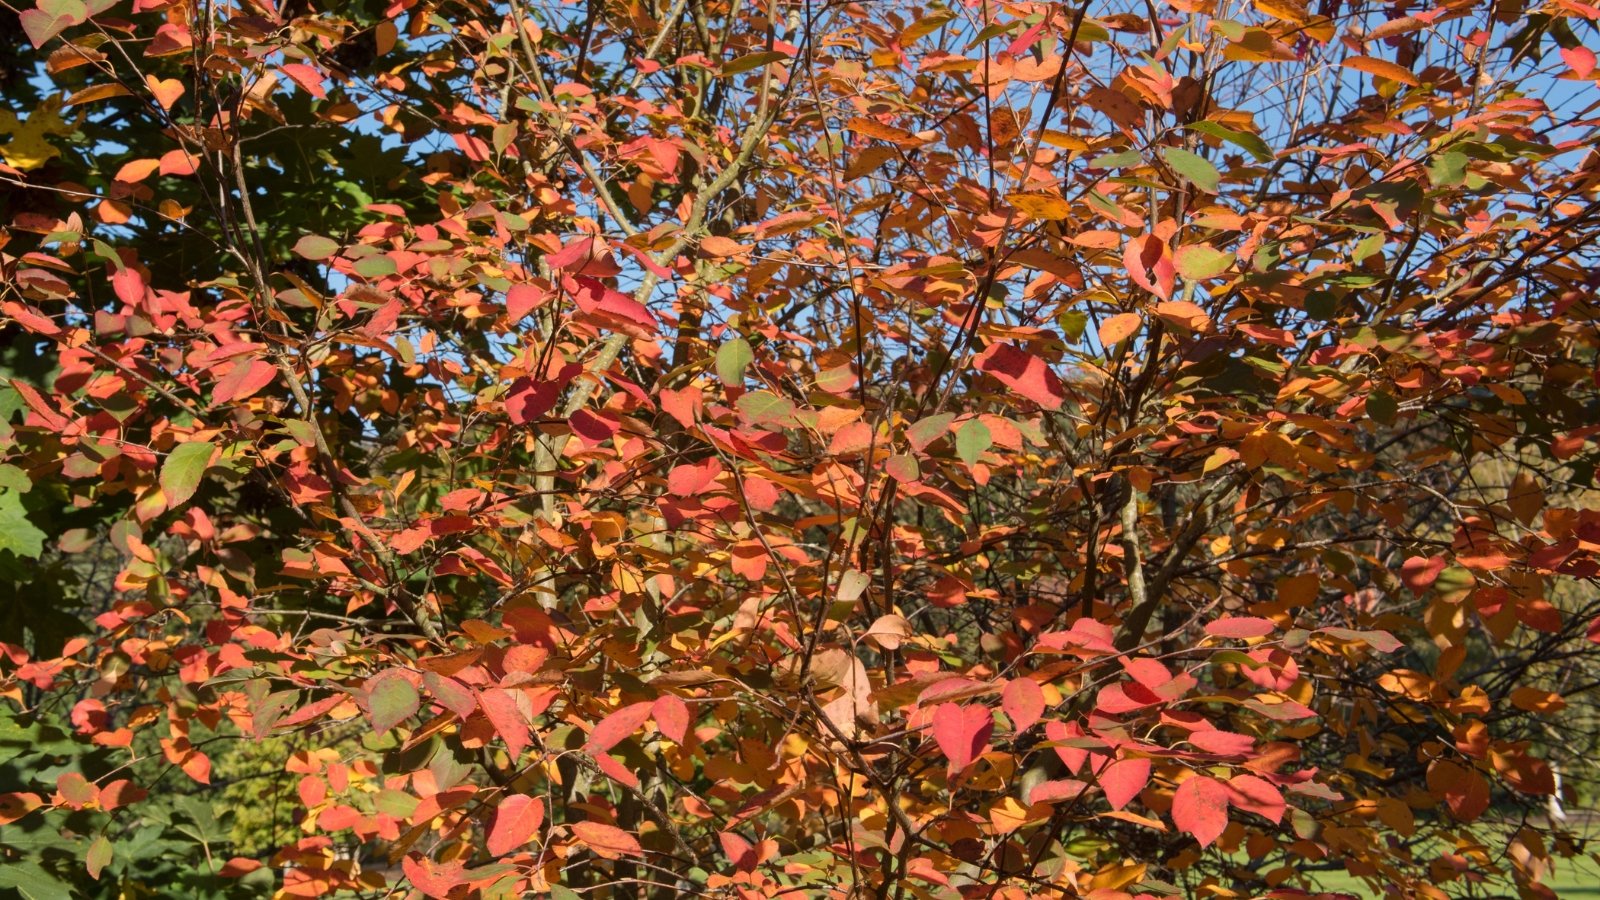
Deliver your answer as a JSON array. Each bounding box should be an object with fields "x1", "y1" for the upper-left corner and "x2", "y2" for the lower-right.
[
  {"x1": 1089, "y1": 861, "x2": 1148, "y2": 892},
  {"x1": 0, "y1": 96, "x2": 75, "y2": 171},
  {"x1": 1253, "y1": 0, "x2": 1309, "y2": 24},
  {"x1": 1007, "y1": 191, "x2": 1071, "y2": 221}
]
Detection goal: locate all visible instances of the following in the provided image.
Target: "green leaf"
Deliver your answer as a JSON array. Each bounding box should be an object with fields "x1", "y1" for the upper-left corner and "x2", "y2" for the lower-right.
[
  {"x1": 0, "y1": 491, "x2": 45, "y2": 559},
  {"x1": 734, "y1": 391, "x2": 795, "y2": 427},
  {"x1": 1317, "y1": 627, "x2": 1403, "y2": 653},
  {"x1": 0, "y1": 861, "x2": 70, "y2": 899},
  {"x1": 1187, "y1": 121, "x2": 1273, "y2": 163},
  {"x1": 367, "y1": 670, "x2": 419, "y2": 736},
  {"x1": 1174, "y1": 245, "x2": 1233, "y2": 281},
  {"x1": 1352, "y1": 232, "x2": 1386, "y2": 264},
  {"x1": 1057, "y1": 310, "x2": 1088, "y2": 342},
  {"x1": 722, "y1": 50, "x2": 789, "y2": 75},
  {"x1": 1428, "y1": 151, "x2": 1468, "y2": 188},
  {"x1": 906, "y1": 413, "x2": 955, "y2": 452},
  {"x1": 0, "y1": 464, "x2": 30, "y2": 492},
  {"x1": 955, "y1": 419, "x2": 992, "y2": 466},
  {"x1": 293, "y1": 235, "x2": 340, "y2": 260},
  {"x1": 160, "y1": 440, "x2": 215, "y2": 508},
  {"x1": 353, "y1": 255, "x2": 397, "y2": 278},
  {"x1": 1366, "y1": 390, "x2": 1397, "y2": 425},
  {"x1": 716, "y1": 338, "x2": 754, "y2": 385},
  {"x1": 375, "y1": 788, "x2": 420, "y2": 818},
  {"x1": 1090, "y1": 149, "x2": 1141, "y2": 169},
  {"x1": 1161, "y1": 147, "x2": 1220, "y2": 193},
  {"x1": 0, "y1": 709, "x2": 44, "y2": 766},
  {"x1": 85, "y1": 834, "x2": 113, "y2": 880}
]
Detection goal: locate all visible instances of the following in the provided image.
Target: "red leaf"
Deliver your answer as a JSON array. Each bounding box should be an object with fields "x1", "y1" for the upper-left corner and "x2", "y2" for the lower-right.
[
  {"x1": 1400, "y1": 555, "x2": 1446, "y2": 591},
  {"x1": 931, "y1": 703, "x2": 993, "y2": 773},
  {"x1": 487, "y1": 794, "x2": 544, "y2": 857},
  {"x1": 280, "y1": 62, "x2": 327, "y2": 98},
  {"x1": 1028, "y1": 779, "x2": 1090, "y2": 804},
  {"x1": 159, "y1": 148, "x2": 199, "y2": 176},
  {"x1": 974, "y1": 343, "x2": 1064, "y2": 410},
  {"x1": 660, "y1": 388, "x2": 701, "y2": 427},
  {"x1": 572, "y1": 820, "x2": 644, "y2": 859},
  {"x1": 1227, "y1": 774, "x2": 1285, "y2": 824},
  {"x1": 1099, "y1": 757, "x2": 1150, "y2": 811},
  {"x1": 1562, "y1": 46, "x2": 1597, "y2": 78},
  {"x1": 212, "y1": 359, "x2": 276, "y2": 404},
  {"x1": 506, "y1": 283, "x2": 547, "y2": 321},
  {"x1": 401, "y1": 855, "x2": 465, "y2": 899},
  {"x1": 1045, "y1": 719, "x2": 1089, "y2": 774},
  {"x1": 1204, "y1": 616, "x2": 1276, "y2": 639},
  {"x1": 592, "y1": 750, "x2": 640, "y2": 788},
  {"x1": 569, "y1": 408, "x2": 618, "y2": 444},
  {"x1": 506, "y1": 377, "x2": 560, "y2": 425},
  {"x1": 547, "y1": 237, "x2": 619, "y2": 275},
  {"x1": 570, "y1": 276, "x2": 657, "y2": 337},
  {"x1": 422, "y1": 672, "x2": 477, "y2": 719},
  {"x1": 478, "y1": 688, "x2": 531, "y2": 758},
  {"x1": 1189, "y1": 729, "x2": 1255, "y2": 756},
  {"x1": 1000, "y1": 678, "x2": 1045, "y2": 733},
  {"x1": 588, "y1": 701, "x2": 654, "y2": 752},
  {"x1": 667, "y1": 460, "x2": 720, "y2": 497},
  {"x1": 1121, "y1": 657, "x2": 1172, "y2": 689},
  {"x1": 1123, "y1": 233, "x2": 1174, "y2": 299},
  {"x1": 1172, "y1": 775, "x2": 1231, "y2": 847},
  {"x1": 1, "y1": 301, "x2": 61, "y2": 336},
  {"x1": 652, "y1": 694, "x2": 691, "y2": 743},
  {"x1": 719, "y1": 831, "x2": 758, "y2": 871}
]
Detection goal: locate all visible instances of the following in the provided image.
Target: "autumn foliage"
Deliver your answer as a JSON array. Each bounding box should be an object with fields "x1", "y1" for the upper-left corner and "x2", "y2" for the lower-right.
[{"x1": 3, "y1": 0, "x2": 1600, "y2": 897}]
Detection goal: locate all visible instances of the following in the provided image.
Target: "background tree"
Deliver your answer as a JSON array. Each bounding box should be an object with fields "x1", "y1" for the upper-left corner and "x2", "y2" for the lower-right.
[{"x1": 2, "y1": 0, "x2": 1600, "y2": 898}]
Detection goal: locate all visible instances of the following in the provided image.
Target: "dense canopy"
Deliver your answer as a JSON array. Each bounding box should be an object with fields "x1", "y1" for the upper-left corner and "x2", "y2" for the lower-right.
[{"x1": 2, "y1": 0, "x2": 1600, "y2": 898}]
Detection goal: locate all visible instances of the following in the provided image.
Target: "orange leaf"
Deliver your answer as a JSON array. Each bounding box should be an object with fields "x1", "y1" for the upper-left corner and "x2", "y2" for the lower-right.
[
  {"x1": 114, "y1": 158, "x2": 162, "y2": 183},
  {"x1": 1509, "y1": 687, "x2": 1566, "y2": 714},
  {"x1": 0, "y1": 792, "x2": 42, "y2": 825},
  {"x1": 1342, "y1": 56, "x2": 1420, "y2": 86},
  {"x1": 146, "y1": 76, "x2": 186, "y2": 110},
  {"x1": 1153, "y1": 300, "x2": 1212, "y2": 332},
  {"x1": 1099, "y1": 312, "x2": 1143, "y2": 347},
  {"x1": 572, "y1": 820, "x2": 644, "y2": 859}
]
